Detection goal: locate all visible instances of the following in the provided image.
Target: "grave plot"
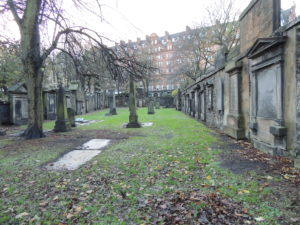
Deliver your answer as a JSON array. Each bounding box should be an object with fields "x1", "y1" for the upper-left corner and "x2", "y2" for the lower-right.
[{"x1": 45, "y1": 139, "x2": 110, "y2": 171}]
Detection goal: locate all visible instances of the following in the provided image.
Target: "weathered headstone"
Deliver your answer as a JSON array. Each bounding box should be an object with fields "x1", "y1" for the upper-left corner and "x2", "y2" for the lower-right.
[
  {"x1": 126, "y1": 75, "x2": 141, "y2": 128},
  {"x1": 148, "y1": 97, "x2": 155, "y2": 114},
  {"x1": 54, "y1": 86, "x2": 71, "y2": 132},
  {"x1": 109, "y1": 89, "x2": 117, "y2": 115},
  {"x1": 155, "y1": 99, "x2": 160, "y2": 109},
  {"x1": 67, "y1": 108, "x2": 76, "y2": 127}
]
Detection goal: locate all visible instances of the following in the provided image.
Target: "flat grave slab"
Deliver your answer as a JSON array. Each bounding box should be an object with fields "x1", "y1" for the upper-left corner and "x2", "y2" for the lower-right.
[
  {"x1": 45, "y1": 150, "x2": 101, "y2": 171},
  {"x1": 81, "y1": 139, "x2": 110, "y2": 150},
  {"x1": 142, "y1": 122, "x2": 153, "y2": 127},
  {"x1": 122, "y1": 122, "x2": 153, "y2": 128},
  {"x1": 75, "y1": 120, "x2": 104, "y2": 126}
]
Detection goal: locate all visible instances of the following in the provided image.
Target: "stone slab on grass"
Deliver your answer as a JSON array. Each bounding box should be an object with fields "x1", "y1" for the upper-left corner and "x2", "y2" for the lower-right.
[
  {"x1": 45, "y1": 150, "x2": 101, "y2": 171},
  {"x1": 122, "y1": 122, "x2": 153, "y2": 128},
  {"x1": 81, "y1": 139, "x2": 110, "y2": 150},
  {"x1": 142, "y1": 122, "x2": 153, "y2": 127}
]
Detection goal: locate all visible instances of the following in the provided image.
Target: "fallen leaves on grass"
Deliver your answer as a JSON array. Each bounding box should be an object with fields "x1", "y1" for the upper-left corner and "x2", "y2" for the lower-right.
[
  {"x1": 235, "y1": 140, "x2": 300, "y2": 185},
  {"x1": 139, "y1": 190, "x2": 254, "y2": 224}
]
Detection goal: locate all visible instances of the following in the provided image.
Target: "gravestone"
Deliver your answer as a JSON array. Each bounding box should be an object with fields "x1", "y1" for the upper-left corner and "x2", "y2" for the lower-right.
[
  {"x1": 155, "y1": 100, "x2": 160, "y2": 109},
  {"x1": 257, "y1": 69, "x2": 277, "y2": 118},
  {"x1": 8, "y1": 83, "x2": 28, "y2": 125},
  {"x1": 148, "y1": 97, "x2": 155, "y2": 114},
  {"x1": 126, "y1": 76, "x2": 141, "y2": 128},
  {"x1": 109, "y1": 89, "x2": 117, "y2": 115},
  {"x1": 67, "y1": 108, "x2": 76, "y2": 127},
  {"x1": 54, "y1": 86, "x2": 71, "y2": 132},
  {"x1": 229, "y1": 75, "x2": 238, "y2": 114}
]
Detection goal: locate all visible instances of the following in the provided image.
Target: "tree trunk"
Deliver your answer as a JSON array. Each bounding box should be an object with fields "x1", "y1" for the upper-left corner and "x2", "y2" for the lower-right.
[
  {"x1": 23, "y1": 62, "x2": 45, "y2": 139},
  {"x1": 20, "y1": 0, "x2": 45, "y2": 139}
]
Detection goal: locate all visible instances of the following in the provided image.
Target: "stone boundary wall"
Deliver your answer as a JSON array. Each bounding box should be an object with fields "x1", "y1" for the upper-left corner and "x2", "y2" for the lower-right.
[
  {"x1": 179, "y1": 0, "x2": 300, "y2": 165},
  {"x1": 296, "y1": 28, "x2": 300, "y2": 156}
]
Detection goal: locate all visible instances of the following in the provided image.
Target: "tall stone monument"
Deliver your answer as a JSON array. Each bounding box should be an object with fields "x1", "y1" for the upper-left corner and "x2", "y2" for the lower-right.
[
  {"x1": 148, "y1": 97, "x2": 155, "y2": 114},
  {"x1": 54, "y1": 86, "x2": 71, "y2": 132},
  {"x1": 126, "y1": 75, "x2": 141, "y2": 128},
  {"x1": 108, "y1": 89, "x2": 117, "y2": 115}
]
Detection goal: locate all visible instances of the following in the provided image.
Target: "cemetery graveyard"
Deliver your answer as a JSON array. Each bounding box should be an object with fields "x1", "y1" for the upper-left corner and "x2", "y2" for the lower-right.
[
  {"x1": 0, "y1": 108, "x2": 300, "y2": 224},
  {"x1": 1, "y1": 0, "x2": 300, "y2": 224}
]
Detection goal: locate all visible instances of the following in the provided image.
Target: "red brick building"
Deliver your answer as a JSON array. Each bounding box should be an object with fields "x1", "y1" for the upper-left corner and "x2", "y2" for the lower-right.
[{"x1": 117, "y1": 26, "x2": 198, "y2": 96}]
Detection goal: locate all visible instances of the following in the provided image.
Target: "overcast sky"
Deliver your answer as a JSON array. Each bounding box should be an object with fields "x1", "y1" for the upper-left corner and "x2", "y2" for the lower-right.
[
  {"x1": 75, "y1": 0, "x2": 299, "y2": 43},
  {"x1": 1, "y1": 0, "x2": 299, "y2": 44}
]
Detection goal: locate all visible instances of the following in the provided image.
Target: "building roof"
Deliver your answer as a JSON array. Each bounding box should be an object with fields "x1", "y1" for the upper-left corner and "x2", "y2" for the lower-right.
[{"x1": 8, "y1": 82, "x2": 27, "y2": 94}]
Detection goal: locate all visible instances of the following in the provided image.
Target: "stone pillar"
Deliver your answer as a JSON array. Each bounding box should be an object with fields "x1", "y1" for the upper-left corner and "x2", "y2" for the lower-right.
[
  {"x1": 177, "y1": 89, "x2": 182, "y2": 111},
  {"x1": 54, "y1": 86, "x2": 71, "y2": 132},
  {"x1": 224, "y1": 61, "x2": 244, "y2": 139},
  {"x1": 126, "y1": 75, "x2": 141, "y2": 128},
  {"x1": 194, "y1": 87, "x2": 199, "y2": 118},
  {"x1": 295, "y1": 29, "x2": 300, "y2": 168},
  {"x1": 148, "y1": 97, "x2": 155, "y2": 114},
  {"x1": 109, "y1": 89, "x2": 117, "y2": 115}
]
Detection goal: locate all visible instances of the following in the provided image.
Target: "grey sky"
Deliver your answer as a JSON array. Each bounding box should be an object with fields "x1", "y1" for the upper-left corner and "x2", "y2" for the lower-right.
[
  {"x1": 75, "y1": 0, "x2": 299, "y2": 43},
  {"x1": 1, "y1": 0, "x2": 299, "y2": 44}
]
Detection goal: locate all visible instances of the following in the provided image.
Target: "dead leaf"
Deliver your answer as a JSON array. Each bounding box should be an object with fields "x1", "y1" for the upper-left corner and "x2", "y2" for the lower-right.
[{"x1": 15, "y1": 212, "x2": 29, "y2": 219}]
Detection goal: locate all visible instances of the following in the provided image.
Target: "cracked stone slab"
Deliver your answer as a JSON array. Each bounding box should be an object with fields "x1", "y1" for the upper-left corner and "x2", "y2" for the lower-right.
[
  {"x1": 45, "y1": 150, "x2": 101, "y2": 171},
  {"x1": 81, "y1": 139, "x2": 110, "y2": 150}
]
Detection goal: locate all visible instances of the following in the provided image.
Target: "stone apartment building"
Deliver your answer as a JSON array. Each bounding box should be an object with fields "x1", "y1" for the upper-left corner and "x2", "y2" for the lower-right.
[{"x1": 179, "y1": 0, "x2": 300, "y2": 167}]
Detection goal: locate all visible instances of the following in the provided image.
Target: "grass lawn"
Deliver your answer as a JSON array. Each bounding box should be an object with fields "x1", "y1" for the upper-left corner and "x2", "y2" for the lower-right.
[{"x1": 0, "y1": 108, "x2": 298, "y2": 224}]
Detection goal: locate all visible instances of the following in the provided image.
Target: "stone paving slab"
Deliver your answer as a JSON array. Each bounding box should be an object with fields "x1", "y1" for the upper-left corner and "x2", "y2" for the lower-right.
[
  {"x1": 75, "y1": 120, "x2": 104, "y2": 126},
  {"x1": 122, "y1": 122, "x2": 154, "y2": 128},
  {"x1": 45, "y1": 139, "x2": 111, "y2": 171},
  {"x1": 45, "y1": 150, "x2": 101, "y2": 171},
  {"x1": 142, "y1": 122, "x2": 153, "y2": 127},
  {"x1": 81, "y1": 139, "x2": 110, "y2": 150}
]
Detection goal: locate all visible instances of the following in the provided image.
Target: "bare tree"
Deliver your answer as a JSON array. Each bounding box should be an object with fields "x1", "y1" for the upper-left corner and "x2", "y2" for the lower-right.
[
  {"x1": 205, "y1": 0, "x2": 240, "y2": 51},
  {"x1": 175, "y1": 0, "x2": 240, "y2": 83},
  {"x1": 0, "y1": 0, "x2": 145, "y2": 139},
  {"x1": 176, "y1": 26, "x2": 215, "y2": 82}
]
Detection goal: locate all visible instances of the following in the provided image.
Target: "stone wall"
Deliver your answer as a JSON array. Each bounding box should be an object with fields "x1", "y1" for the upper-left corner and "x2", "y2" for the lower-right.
[
  {"x1": 296, "y1": 28, "x2": 300, "y2": 156},
  {"x1": 239, "y1": 0, "x2": 281, "y2": 54},
  {"x1": 182, "y1": 69, "x2": 226, "y2": 130},
  {"x1": 180, "y1": 1, "x2": 300, "y2": 164}
]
